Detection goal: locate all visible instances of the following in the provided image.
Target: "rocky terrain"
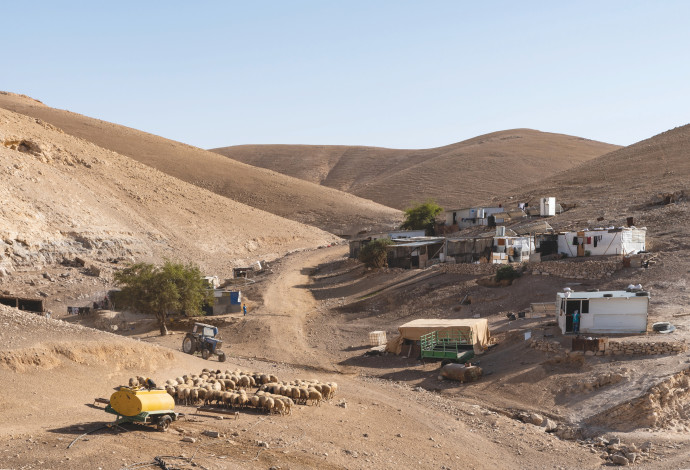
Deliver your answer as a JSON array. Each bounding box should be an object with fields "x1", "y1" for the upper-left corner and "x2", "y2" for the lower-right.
[
  {"x1": 1, "y1": 91, "x2": 689, "y2": 469},
  {"x1": 0, "y1": 92, "x2": 402, "y2": 236}
]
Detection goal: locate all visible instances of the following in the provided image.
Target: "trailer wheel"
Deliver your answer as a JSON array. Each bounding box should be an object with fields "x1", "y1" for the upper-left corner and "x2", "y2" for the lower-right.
[
  {"x1": 157, "y1": 415, "x2": 172, "y2": 432},
  {"x1": 218, "y1": 352, "x2": 226, "y2": 362},
  {"x1": 201, "y1": 348, "x2": 211, "y2": 360}
]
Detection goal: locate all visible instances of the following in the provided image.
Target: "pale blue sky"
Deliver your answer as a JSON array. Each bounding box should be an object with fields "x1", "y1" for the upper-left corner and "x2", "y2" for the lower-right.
[{"x1": 3, "y1": 1, "x2": 689, "y2": 149}]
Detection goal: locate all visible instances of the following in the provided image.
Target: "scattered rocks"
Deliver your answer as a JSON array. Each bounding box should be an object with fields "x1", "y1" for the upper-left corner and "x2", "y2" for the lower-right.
[
  {"x1": 202, "y1": 430, "x2": 220, "y2": 438},
  {"x1": 611, "y1": 454, "x2": 629, "y2": 466},
  {"x1": 181, "y1": 437, "x2": 196, "y2": 443},
  {"x1": 540, "y1": 418, "x2": 558, "y2": 432}
]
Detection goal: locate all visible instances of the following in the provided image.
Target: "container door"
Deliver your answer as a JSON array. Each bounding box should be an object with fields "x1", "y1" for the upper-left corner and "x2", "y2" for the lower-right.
[{"x1": 577, "y1": 231, "x2": 585, "y2": 257}]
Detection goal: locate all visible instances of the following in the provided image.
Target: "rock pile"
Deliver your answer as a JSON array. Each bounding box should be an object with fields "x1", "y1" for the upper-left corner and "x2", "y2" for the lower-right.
[
  {"x1": 528, "y1": 338, "x2": 563, "y2": 353},
  {"x1": 580, "y1": 436, "x2": 653, "y2": 466}
]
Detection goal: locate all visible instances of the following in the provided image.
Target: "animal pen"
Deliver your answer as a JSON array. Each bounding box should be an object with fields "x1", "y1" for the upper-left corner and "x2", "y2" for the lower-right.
[{"x1": 420, "y1": 330, "x2": 475, "y2": 362}]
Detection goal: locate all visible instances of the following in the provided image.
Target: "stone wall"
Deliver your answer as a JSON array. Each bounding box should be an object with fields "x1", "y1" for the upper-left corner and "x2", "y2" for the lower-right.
[
  {"x1": 439, "y1": 263, "x2": 500, "y2": 276},
  {"x1": 525, "y1": 259, "x2": 621, "y2": 280},
  {"x1": 606, "y1": 340, "x2": 686, "y2": 356},
  {"x1": 528, "y1": 337, "x2": 686, "y2": 356}
]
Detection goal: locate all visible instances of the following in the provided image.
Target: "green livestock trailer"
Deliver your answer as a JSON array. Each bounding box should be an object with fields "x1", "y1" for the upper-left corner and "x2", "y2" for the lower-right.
[{"x1": 420, "y1": 329, "x2": 475, "y2": 363}]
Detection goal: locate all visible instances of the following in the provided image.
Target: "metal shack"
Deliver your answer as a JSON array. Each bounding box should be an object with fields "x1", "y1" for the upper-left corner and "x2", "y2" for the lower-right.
[
  {"x1": 386, "y1": 238, "x2": 445, "y2": 269},
  {"x1": 349, "y1": 230, "x2": 426, "y2": 259},
  {"x1": 556, "y1": 290, "x2": 649, "y2": 334},
  {"x1": 445, "y1": 236, "x2": 494, "y2": 263}
]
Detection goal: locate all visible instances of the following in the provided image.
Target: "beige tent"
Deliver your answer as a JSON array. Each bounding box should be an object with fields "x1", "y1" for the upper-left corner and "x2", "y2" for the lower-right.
[{"x1": 386, "y1": 318, "x2": 490, "y2": 355}]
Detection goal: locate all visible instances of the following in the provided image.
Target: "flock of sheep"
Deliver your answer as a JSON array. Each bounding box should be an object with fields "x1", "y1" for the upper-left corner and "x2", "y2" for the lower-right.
[{"x1": 128, "y1": 369, "x2": 338, "y2": 416}]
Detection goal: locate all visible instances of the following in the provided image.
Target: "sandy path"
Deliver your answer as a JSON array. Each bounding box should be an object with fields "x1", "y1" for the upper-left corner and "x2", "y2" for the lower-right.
[{"x1": 223, "y1": 246, "x2": 348, "y2": 369}]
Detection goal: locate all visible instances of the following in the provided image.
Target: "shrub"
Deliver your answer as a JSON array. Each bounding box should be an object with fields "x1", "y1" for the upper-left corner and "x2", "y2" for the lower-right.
[
  {"x1": 401, "y1": 200, "x2": 443, "y2": 235},
  {"x1": 495, "y1": 265, "x2": 520, "y2": 282},
  {"x1": 359, "y1": 238, "x2": 393, "y2": 268}
]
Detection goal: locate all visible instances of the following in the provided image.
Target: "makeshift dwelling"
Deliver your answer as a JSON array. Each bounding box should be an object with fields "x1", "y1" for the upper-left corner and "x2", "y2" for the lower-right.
[
  {"x1": 444, "y1": 207, "x2": 503, "y2": 229},
  {"x1": 210, "y1": 290, "x2": 242, "y2": 315},
  {"x1": 535, "y1": 233, "x2": 560, "y2": 257},
  {"x1": 446, "y1": 237, "x2": 494, "y2": 263},
  {"x1": 0, "y1": 295, "x2": 44, "y2": 313},
  {"x1": 386, "y1": 318, "x2": 490, "y2": 355},
  {"x1": 556, "y1": 290, "x2": 649, "y2": 334},
  {"x1": 492, "y1": 235, "x2": 534, "y2": 264},
  {"x1": 557, "y1": 227, "x2": 646, "y2": 257},
  {"x1": 349, "y1": 230, "x2": 426, "y2": 258},
  {"x1": 386, "y1": 238, "x2": 445, "y2": 269}
]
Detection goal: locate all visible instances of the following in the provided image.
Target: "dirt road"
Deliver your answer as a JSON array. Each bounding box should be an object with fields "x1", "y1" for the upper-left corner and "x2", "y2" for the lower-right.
[{"x1": 221, "y1": 246, "x2": 348, "y2": 369}]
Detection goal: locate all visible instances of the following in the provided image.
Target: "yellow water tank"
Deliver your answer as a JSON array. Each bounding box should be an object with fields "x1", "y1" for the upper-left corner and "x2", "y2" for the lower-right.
[{"x1": 109, "y1": 388, "x2": 175, "y2": 417}]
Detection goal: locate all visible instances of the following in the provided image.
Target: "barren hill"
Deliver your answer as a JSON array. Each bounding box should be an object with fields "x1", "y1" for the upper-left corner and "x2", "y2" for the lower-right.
[
  {"x1": 502, "y1": 123, "x2": 690, "y2": 235},
  {"x1": 0, "y1": 107, "x2": 338, "y2": 279},
  {"x1": 212, "y1": 130, "x2": 619, "y2": 210},
  {"x1": 0, "y1": 92, "x2": 401, "y2": 235}
]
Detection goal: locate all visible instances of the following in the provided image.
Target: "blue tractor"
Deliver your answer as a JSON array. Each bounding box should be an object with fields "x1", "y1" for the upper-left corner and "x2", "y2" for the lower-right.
[{"x1": 182, "y1": 322, "x2": 226, "y2": 362}]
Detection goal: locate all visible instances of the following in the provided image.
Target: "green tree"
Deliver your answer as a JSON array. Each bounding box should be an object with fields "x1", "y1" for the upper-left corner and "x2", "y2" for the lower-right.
[
  {"x1": 113, "y1": 261, "x2": 213, "y2": 335},
  {"x1": 359, "y1": 238, "x2": 394, "y2": 268},
  {"x1": 401, "y1": 200, "x2": 443, "y2": 234}
]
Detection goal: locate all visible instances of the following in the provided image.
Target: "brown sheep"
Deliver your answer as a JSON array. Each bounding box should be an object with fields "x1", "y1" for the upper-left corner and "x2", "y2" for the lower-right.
[
  {"x1": 238, "y1": 376, "x2": 251, "y2": 389},
  {"x1": 307, "y1": 389, "x2": 322, "y2": 406}
]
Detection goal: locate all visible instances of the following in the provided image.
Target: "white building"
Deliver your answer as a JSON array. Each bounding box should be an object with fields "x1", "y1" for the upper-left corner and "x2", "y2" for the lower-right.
[
  {"x1": 444, "y1": 207, "x2": 503, "y2": 229},
  {"x1": 556, "y1": 290, "x2": 649, "y2": 334},
  {"x1": 557, "y1": 227, "x2": 646, "y2": 257}
]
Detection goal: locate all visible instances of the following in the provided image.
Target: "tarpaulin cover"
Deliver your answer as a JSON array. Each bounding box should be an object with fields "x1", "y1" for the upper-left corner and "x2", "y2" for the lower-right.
[{"x1": 386, "y1": 318, "x2": 490, "y2": 355}]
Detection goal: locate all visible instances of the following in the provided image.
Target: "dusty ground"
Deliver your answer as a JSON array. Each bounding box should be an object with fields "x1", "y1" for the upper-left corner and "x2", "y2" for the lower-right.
[{"x1": 3, "y1": 245, "x2": 689, "y2": 469}]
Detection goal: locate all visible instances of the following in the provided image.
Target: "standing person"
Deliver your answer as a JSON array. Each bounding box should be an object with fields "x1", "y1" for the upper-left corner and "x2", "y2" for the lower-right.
[
  {"x1": 243, "y1": 304, "x2": 247, "y2": 316},
  {"x1": 573, "y1": 309, "x2": 580, "y2": 334}
]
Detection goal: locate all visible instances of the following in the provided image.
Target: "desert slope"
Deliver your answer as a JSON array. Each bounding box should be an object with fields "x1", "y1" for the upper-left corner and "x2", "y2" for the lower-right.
[
  {"x1": 212, "y1": 129, "x2": 619, "y2": 210},
  {"x1": 0, "y1": 107, "x2": 338, "y2": 278},
  {"x1": 505, "y1": 123, "x2": 690, "y2": 231},
  {"x1": 0, "y1": 92, "x2": 401, "y2": 235}
]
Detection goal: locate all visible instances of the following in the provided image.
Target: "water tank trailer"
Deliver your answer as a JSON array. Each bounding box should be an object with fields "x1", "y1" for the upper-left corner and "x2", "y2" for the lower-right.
[{"x1": 105, "y1": 387, "x2": 178, "y2": 431}]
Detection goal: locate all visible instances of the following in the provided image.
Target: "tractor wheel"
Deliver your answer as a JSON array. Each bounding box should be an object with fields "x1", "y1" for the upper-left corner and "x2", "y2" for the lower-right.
[
  {"x1": 157, "y1": 415, "x2": 172, "y2": 432},
  {"x1": 201, "y1": 348, "x2": 211, "y2": 360},
  {"x1": 217, "y1": 351, "x2": 227, "y2": 362},
  {"x1": 182, "y1": 336, "x2": 196, "y2": 355}
]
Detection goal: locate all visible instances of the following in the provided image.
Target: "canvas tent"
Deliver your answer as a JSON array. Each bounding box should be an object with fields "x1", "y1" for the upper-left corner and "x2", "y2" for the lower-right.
[{"x1": 386, "y1": 318, "x2": 490, "y2": 355}]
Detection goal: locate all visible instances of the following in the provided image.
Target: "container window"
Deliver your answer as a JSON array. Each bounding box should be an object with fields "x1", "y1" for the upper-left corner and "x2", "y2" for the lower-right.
[{"x1": 581, "y1": 300, "x2": 589, "y2": 314}]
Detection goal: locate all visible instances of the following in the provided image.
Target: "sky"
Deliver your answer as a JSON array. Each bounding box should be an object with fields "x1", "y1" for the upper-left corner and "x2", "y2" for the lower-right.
[{"x1": 3, "y1": 1, "x2": 690, "y2": 149}]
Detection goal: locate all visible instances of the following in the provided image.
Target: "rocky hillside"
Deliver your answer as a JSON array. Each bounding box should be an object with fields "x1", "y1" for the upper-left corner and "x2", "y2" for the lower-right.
[
  {"x1": 0, "y1": 107, "x2": 339, "y2": 279},
  {"x1": 0, "y1": 92, "x2": 401, "y2": 236},
  {"x1": 212, "y1": 129, "x2": 619, "y2": 210}
]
